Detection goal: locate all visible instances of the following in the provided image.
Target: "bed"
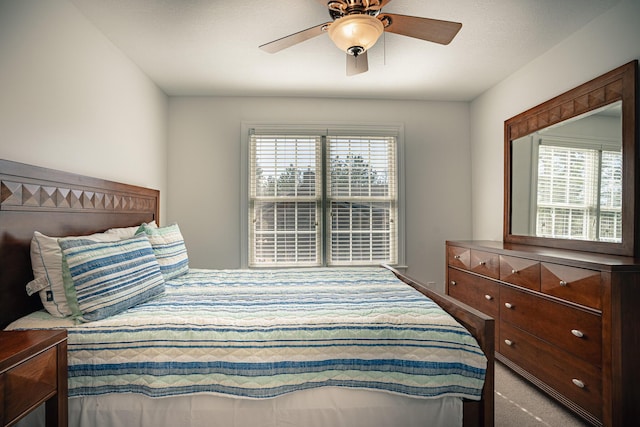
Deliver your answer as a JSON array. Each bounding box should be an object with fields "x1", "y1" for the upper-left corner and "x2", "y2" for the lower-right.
[{"x1": 0, "y1": 159, "x2": 494, "y2": 427}]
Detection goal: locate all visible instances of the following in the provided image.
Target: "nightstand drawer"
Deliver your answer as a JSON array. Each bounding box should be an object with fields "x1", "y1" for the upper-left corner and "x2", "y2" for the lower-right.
[
  {"x1": 3, "y1": 347, "x2": 57, "y2": 425},
  {"x1": 0, "y1": 329, "x2": 67, "y2": 427}
]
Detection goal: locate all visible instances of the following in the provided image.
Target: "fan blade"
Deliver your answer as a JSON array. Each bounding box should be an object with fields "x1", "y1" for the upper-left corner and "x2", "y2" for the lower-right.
[
  {"x1": 259, "y1": 22, "x2": 330, "y2": 53},
  {"x1": 346, "y1": 51, "x2": 368, "y2": 76},
  {"x1": 380, "y1": 13, "x2": 462, "y2": 45}
]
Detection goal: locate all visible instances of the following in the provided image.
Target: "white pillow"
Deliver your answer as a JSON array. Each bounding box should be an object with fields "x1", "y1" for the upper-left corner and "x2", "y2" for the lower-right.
[
  {"x1": 104, "y1": 220, "x2": 157, "y2": 239},
  {"x1": 27, "y1": 231, "x2": 120, "y2": 317}
]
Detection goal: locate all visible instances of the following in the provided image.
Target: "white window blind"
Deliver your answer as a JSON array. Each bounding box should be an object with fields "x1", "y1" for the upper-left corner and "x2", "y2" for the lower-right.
[
  {"x1": 327, "y1": 136, "x2": 397, "y2": 265},
  {"x1": 536, "y1": 143, "x2": 622, "y2": 241},
  {"x1": 248, "y1": 132, "x2": 399, "y2": 267},
  {"x1": 249, "y1": 135, "x2": 322, "y2": 266},
  {"x1": 598, "y1": 150, "x2": 623, "y2": 241}
]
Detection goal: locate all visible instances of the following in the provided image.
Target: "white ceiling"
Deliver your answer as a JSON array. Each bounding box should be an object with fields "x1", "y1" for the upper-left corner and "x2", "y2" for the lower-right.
[{"x1": 70, "y1": 0, "x2": 620, "y2": 101}]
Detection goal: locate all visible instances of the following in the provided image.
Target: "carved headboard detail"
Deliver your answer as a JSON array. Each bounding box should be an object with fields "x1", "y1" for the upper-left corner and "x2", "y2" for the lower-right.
[
  {"x1": 1, "y1": 180, "x2": 156, "y2": 213},
  {"x1": 0, "y1": 159, "x2": 159, "y2": 329}
]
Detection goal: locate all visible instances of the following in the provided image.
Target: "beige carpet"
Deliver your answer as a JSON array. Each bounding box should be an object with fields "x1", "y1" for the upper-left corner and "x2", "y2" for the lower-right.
[{"x1": 494, "y1": 362, "x2": 590, "y2": 426}]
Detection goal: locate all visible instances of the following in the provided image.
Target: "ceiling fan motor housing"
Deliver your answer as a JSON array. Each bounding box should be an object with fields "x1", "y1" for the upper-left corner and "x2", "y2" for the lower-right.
[{"x1": 327, "y1": 0, "x2": 384, "y2": 20}]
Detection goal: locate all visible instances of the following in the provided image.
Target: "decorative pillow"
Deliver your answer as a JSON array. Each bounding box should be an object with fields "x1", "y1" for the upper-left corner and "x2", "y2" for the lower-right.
[
  {"x1": 135, "y1": 223, "x2": 189, "y2": 280},
  {"x1": 58, "y1": 235, "x2": 165, "y2": 322},
  {"x1": 27, "y1": 231, "x2": 121, "y2": 317}
]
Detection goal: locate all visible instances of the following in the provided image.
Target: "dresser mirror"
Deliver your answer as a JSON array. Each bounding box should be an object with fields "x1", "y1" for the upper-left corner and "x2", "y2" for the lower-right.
[{"x1": 504, "y1": 61, "x2": 638, "y2": 256}]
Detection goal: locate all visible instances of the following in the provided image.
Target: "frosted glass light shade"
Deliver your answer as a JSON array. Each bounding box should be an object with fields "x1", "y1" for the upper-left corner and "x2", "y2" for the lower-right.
[{"x1": 328, "y1": 14, "x2": 384, "y2": 53}]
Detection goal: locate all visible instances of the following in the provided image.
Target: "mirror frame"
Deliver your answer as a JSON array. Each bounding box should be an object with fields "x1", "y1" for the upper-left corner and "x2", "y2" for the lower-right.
[{"x1": 504, "y1": 60, "x2": 638, "y2": 257}]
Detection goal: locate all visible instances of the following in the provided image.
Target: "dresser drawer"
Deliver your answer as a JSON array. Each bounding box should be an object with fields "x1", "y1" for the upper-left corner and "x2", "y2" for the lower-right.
[
  {"x1": 500, "y1": 286, "x2": 601, "y2": 366},
  {"x1": 469, "y1": 250, "x2": 500, "y2": 279},
  {"x1": 448, "y1": 247, "x2": 500, "y2": 279},
  {"x1": 447, "y1": 245, "x2": 470, "y2": 269},
  {"x1": 499, "y1": 255, "x2": 540, "y2": 291},
  {"x1": 448, "y1": 268, "x2": 500, "y2": 319},
  {"x1": 500, "y1": 321, "x2": 602, "y2": 420},
  {"x1": 541, "y1": 263, "x2": 602, "y2": 310},
  {"x1": 3, "y1": 347, "x2": 57, "y2": 424}
]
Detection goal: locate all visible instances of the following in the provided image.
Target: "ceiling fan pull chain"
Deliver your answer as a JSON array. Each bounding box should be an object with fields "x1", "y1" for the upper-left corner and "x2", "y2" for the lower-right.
[{"x1": 383, "y1": 31, "x2": 386, "y2": 66}]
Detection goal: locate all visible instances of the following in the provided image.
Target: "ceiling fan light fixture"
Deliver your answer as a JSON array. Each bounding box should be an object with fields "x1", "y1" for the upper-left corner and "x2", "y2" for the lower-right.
[{"x1": 327, "y1": 14, "x2": 384, "y2": 55}]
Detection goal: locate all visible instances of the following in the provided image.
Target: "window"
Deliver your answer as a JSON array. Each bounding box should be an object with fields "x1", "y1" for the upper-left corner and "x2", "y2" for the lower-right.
[
  {"x1": 249, "y1": 135, "x2": 322, "y2": 266},
  {"x1": 244, "y1": 125, "x2": 403, "y2": 268},
  {"x1": 327, "y1": 136, "x2": 397, "y2": 265},
  {"x1": 535, "y1": 142, "x2": 622, "y2": 242}
]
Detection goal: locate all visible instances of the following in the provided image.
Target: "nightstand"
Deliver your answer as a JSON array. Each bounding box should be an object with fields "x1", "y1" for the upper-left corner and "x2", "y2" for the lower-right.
[{"x1": 0, "y1": 330, "x2": 67, "y2": 427}]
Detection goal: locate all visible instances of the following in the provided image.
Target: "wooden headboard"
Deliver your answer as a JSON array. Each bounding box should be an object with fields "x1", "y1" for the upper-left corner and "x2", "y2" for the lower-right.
[{"x1": 0, "y1": 159, "x2": 160, "y2": 329}]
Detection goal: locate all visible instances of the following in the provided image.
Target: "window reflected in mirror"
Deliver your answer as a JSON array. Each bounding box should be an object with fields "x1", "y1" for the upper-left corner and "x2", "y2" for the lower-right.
[{"x1": 510, "y1": 101, "x2": 622, "y2": 243}]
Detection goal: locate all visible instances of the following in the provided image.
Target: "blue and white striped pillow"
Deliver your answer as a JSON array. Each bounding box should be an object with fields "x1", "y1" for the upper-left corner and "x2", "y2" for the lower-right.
[
  {"x1": 135, "y1": 223, "x2": 189, "y2": 280},
  {"x1": 59, "y1": 234, "x2": 165, "y2": 322}
]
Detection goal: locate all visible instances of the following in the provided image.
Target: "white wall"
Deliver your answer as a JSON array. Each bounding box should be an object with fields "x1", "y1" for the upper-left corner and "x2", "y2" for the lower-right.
[
  {"x1": 470, "y1": 0, "x2": 640, "y2": 240},
  {"x1": 168, "y1": 97, "x2": 471, "y2": 288},
  {"x1": 6, "y1": 0, "x2": 634, "y2": 291},
  {"x1": 0, "y1": 0, "x2": 168, "y2": 219}
]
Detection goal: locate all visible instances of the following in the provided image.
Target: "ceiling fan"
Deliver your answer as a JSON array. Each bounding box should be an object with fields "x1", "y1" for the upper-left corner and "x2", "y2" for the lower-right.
[{"x1": 259, "y1": 0, "x2": 462, "y2": 76}]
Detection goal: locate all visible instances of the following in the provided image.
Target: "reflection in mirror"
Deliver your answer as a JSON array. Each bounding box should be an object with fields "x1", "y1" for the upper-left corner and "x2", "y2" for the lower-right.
[{"x1": 510, "y1": 102, "x2": 622, "y2": 243}]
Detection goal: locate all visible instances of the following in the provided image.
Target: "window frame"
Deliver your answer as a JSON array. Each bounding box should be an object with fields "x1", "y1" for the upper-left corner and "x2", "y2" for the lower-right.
[{"x1": 240, "y1": 122, "x2": 405, "y2": 268}]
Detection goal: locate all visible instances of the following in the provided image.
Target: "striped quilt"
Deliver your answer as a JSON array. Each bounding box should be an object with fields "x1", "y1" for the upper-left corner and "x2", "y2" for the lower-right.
[{"x1": 11, "y1": 267, "x2": 487, "y2": 400}]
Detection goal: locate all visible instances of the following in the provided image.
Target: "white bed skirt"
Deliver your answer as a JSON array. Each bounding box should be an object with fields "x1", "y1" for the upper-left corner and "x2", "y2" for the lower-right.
[{"x1": 18, "y1": 388, "x2": 462, "y2": 427}]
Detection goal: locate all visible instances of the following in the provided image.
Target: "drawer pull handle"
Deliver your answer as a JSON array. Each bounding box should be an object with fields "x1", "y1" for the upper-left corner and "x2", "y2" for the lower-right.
[
  {"x1": 572, "y1": 379, "x2": 585, "y2": 388},
  {"x1": 504, "y1": 302, "x2": 513, "y2": 309},
  {"x1": 511, "y1": 269, "x2": 518, "y2": 274},
  {"x1": 504, "y1": 339, "x2": 513, "y2": 346},
  {"x1": 571, "y1": 329, "x2": 584, "y2": 338},
  {"x1": 559, "y1": 280, "x2": 568, "y2": 287},
  {"x1": 479, "y1": 261, "x2": 486, "y2": 266},
  {"x1": 450, "y1": 280, "x2": 457, "y2": 286},
  {"x1": 484, "y1": 294, "x2": 493, "y2": 301},
  {"x1": 454, "y1": 255, "x2": 461, "y2": 260}
]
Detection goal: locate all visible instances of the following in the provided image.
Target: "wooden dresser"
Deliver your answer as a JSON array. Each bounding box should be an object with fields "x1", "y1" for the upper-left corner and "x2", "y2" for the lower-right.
[{"x1": 445, "y1": 240, "x2": 640, "y2": 427}]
